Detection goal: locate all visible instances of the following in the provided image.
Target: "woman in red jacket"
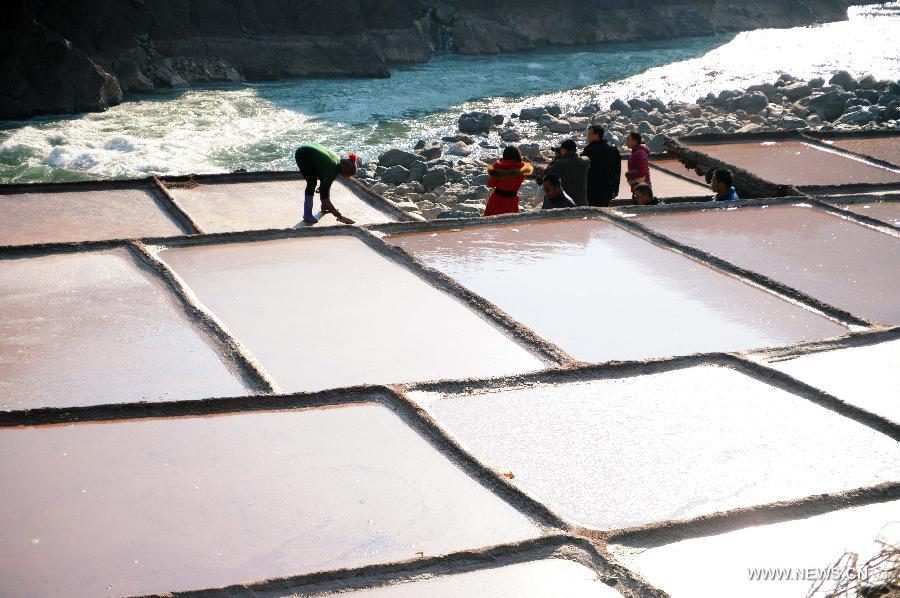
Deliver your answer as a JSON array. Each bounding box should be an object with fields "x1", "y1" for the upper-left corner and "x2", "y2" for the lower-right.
[{"x1": 484, "y1": 146, "x2": 534, "y2": 217}]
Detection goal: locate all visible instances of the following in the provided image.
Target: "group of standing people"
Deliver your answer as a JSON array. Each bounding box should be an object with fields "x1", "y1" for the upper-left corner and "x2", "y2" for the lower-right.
[{"x1": 485, "y1": 127, "x2": 663, "y2": 216}]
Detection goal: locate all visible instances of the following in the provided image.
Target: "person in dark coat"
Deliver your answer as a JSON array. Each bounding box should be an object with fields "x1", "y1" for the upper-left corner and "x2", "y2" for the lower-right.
[
  {"x1": 581, "y1": 125, "x2": 621, "y2": 207},
  {"x1": 541, "y1": 174, "x2": 577, "y2": 210},
  {"x1": 544, "y1": 138, "x2": 590, "y2": 206}
]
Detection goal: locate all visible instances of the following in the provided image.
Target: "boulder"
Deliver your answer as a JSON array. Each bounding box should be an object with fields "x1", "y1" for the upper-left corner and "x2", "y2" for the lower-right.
[
  {"x1": 543, "y1": 116, "x2": 572, "y2": 133},
  {"x1": 422, "y1": 169, "x2": 447, "y2": 191},
  {"x1": 458, "y1": 111, "x2": 494, "y2": 134},
  {"x1": 442, "y1": 134, "x2": 476, "y2": 144},
  {"x1": 837, "y1": 106, "x2": 879, "y2": 125},
  {"x1": 567, "y1": 116, "x2": 591, "y2": 130},
  {"x1": 378, "y1": 148, "x2": 420, "y2": 168},
  {"x1": 544, "y1": 104, "x2": 562, "y2": 116},
  {"x1": 408, "y1": 161, "x2": 428, "y2": 182},
  {"x1": 519, "y1": 107, "x2": 548, "y2": 120},
  {"x1": 628, "y1": 98, "x2": 652, "y2": 111},
  {"x1": 801, "y1": 90, "x2": 852, "y2": 121},
  {"x1": 779, "y1": 116, "x2": 807, "y2": 129},
  {"x1": 729, "y1": 92, "x2": 769, "y2": 114},
  {"x1": 638, "y1": 120, "x2": 656, "y2": 135},
  {"x1": 381, "y1": 166, "x2": 410, "y2": 184},
  {"x1": 519, "y1": 143, "x2": 542, "y2": 157},
  {"x1": 829, "y1": 70, "x2": 858, "y2": 90},
  {"x1": 687, "y1": 125, "x2": 725, "y2": 136},
  {"x1": 646, "y1": 133, "x2": 666, "y2": 153},
  {"x1": 610, "y1": 99, "x2": 632, "y2": 114},
  {"x1": 781, "y1": 82, "x2": 811, "y2": 101},
  {"x1": 885, "y1": 100, "x2": 900, "y2": 121},
  {"x1": 746, "y1": 83, "x2": 779, "y2": 102},
  {"x1": 857, "y1": 74, "x2": 878, "y2": 90},
  {"x1": 415, "y1": 140, "x2": 443, "y2": 160}
]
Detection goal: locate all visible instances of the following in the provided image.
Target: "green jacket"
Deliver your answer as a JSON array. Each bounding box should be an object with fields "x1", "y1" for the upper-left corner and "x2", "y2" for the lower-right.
[{"x1": 297, "y1": 143, "x2": 341, "y2": 194}]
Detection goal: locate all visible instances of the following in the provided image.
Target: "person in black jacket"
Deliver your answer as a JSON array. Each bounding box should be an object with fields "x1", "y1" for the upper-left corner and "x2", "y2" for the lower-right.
[
  {"x1": 544, "y1": 139, "x2": 590, "y2": 206},
  {"x1": 581, "y1": 125, "x2": 621, "y2": 207}
]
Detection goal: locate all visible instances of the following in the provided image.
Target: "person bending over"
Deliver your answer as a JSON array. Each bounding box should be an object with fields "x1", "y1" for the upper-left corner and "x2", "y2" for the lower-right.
[
  {"x1": 632, "y1": 183, "x2": 659, "y2": 206},
  {"x1": 625, "y1": 132, "x2": 651, "y2": 194},
  {"x1": 582, "y1": 125, "x2": 621, "y2": 207},
  {"x1": 541, "y1": 174, "x2": 577, "y2": 210},
  {"x1": 294, "y1": 143, "x2": 359, "y2": 224},
  {"x1": 711, "y1": 168, "x2": 740, "y2": 202},
  {"x1": 485, "y1": 146, "x2": 534, "y2": 217}
]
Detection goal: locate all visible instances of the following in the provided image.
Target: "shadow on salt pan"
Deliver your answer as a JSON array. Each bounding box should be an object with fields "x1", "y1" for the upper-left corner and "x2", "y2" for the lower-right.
[{"x1": 410, "y1": 366, "x2": 900, "y2": 530}]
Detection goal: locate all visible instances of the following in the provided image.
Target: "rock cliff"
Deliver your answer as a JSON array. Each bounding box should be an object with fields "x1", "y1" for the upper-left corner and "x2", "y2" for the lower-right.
[{"x1": 1, "y1": 0, "x2": 854, "y2": 120}]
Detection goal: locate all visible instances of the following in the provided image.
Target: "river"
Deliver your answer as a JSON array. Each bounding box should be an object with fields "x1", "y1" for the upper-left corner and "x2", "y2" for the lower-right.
[{"x1": 0, "y1": 2, "x2": 898, "y2": 184}]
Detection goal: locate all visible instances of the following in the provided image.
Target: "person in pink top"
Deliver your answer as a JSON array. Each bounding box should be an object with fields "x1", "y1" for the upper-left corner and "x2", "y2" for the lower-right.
[{"x1": 625, "y1": 131, "x2": 652, "y2": 194}]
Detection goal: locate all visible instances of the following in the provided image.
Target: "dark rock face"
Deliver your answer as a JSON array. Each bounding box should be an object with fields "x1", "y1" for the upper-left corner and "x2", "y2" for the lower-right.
[{"x1": 2, "y1": 0, "x2": 854, "y2": 120}]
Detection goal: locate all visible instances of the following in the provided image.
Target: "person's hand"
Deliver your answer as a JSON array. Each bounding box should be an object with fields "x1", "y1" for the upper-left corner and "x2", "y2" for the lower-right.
[{"x1": 336, "y1": 215, "x2": 355, "y2": 225}]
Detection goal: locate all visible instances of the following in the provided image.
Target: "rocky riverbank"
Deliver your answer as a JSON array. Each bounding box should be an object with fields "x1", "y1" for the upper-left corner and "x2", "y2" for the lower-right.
[
  {"x1": 358, "y1": 70, "x2": 900, "y2": 219},
  {"x1": 2, "y1": 0, "x2": 855, "y2": 119}
]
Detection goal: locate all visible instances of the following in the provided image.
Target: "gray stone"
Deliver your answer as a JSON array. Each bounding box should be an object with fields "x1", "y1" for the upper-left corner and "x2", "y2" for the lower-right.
[
  {"x1": 729, "y1": 92, "x2": 769, "y2": 114},
  {"x1": 442, "y1": 134, "x2": 475, "y2": 144},
  {"x1": 415, "y1": 140, "x2": 443, "y2": 160},
  {"x1": 687, "y1": 125, "x2": 725, "y2": 136},
  {"x1": 519, "y1": 143, "x2": 542, "y2": 157},
  {"x1": 837, "y1": 106, "x2": 879, "y2": 125},
  {"x1": 378, "y1": 148, "x2": 420, "y2": 168},
  {"x1": 628, "y1": 98, "x2": 653, "y2": 111},
  {"x1": 746, "y1": 83, "x2": 779, "y2": 102},
  {"x1": 447, "y1": 141, "x2": 473, "y2": 157},
  {"x1": 458, "y1": 111, "x2": 494, "y2": 134},
  {"x1": 519, "y1": 107, "x2": 548, "y2": 121},
  {"x1": 779, "y1": 116, "x2": 807, "y2": 129},
  {"x1": 422, "y1": 169, "x2": 447, "y2": 191},
  {"x1": 380, "y1": 166, "x2": 410, "y2": 184},
  {"x1": 829, "y1": 70, "x2": 858, "y2": 90},
  {"x1": 544, "y1": 117, "x2": 572, "y2": 133},
  {"x1": 781, "y1": 82, "x2": 812, "y2": 101},
  {"x1": 610, "y1": 99, "x2": 632, "y2": 114},
  {"x1": 567, "y1": 116, "x2": 591, "y2": 130},
  {"x1": 858, "y1": 74, "x2": 878, "y2": 90},
  {"x1": 647, "y1": 133, "x2": 666, "y2": 154},
  {"x1": 408, "y1": 161, "x2": 428, "y2": 182}
]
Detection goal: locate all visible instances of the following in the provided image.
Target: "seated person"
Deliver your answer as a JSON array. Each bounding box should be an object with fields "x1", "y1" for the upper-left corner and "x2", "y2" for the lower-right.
[
  {"x1": 541, "y1": 174, "x2": 577, "y2": 210},
  {"x1": 711, "y1": 168, "x2": 740, "y2": 202},
  {"x1": 632, "y1": 183, "x2": 659, "y2": 206}
]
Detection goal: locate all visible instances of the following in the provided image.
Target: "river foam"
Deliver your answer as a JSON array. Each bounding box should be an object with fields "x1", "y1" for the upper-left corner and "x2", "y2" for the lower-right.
[{"x1": 0, "y1": 3, "x2": 898, "y2": 184}]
